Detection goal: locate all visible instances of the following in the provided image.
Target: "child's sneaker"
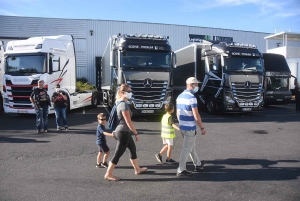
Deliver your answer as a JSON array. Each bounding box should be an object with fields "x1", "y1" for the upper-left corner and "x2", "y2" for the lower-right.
[
  {"x1": 101, "y1": 162, "x2": 108, "y2": 168},
  {"x1": 166, "y1": 158, "x2": 176, "y2": 164},
  {"x1": 64, "y1": 127, "x2": 68, "y2": 130},
  {"x1": 155, "y1": 153, "x2": 162, "y2": 163},
  {"x1": 96, "y1": 163, "x2": 103, "y2": 168}
]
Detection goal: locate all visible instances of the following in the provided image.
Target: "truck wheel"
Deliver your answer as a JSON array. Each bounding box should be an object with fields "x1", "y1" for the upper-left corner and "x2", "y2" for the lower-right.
[
  {"x1": 206, "y1": 96, "x2": 216, "y2": 114},
  {"x1": 91, "y1": 92, "x2": 98, "y2": 108},
  {"x1": 108, "y1": 94, "x2": 114, "y2": 108},
  {"x1": 66, "y1": 95, "x2": 70, "y2": 112},
  {"x1": 102, "y1": 90, "x2": 107, "y2": 105}
]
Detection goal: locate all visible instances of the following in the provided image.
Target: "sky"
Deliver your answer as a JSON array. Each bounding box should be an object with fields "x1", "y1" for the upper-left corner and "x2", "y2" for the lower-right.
[{"x1": 0, "y1": 0, "x2": 300, "y2": 33}]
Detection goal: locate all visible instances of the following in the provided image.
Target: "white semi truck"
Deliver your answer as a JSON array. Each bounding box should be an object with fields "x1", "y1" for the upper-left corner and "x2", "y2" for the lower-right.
[
  {"x1": 101, "y1": 33, "x2": 176, "y2": 115},
  {"x1": 0, "y1": 41, "x2": 4, "y2": 112},
  {"x1": 2, "y1": 35, "x2": 99, "y2": 114}
]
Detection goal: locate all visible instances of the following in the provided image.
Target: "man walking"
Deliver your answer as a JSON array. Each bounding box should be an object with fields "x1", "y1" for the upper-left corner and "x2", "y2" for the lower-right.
[
  {"x1": 52, "y1": 84, "x2": 68, "y2": 130},
  {"x1": 30, "y1": 79, "x2": 51, "y2": 133},
  {"x1": 176, "y1": 77, "x2": 207, "y2": 176}
]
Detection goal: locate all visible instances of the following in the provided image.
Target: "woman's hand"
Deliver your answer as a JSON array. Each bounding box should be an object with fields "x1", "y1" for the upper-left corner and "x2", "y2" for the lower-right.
[{"x1": 135, "y1": 134, "x2": 139, "y2": 142}]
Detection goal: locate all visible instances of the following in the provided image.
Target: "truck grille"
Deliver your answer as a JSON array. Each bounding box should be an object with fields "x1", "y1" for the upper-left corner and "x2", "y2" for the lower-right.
[
  {"x1": 231, "y1": 82, "x2": 262, "y2": 100},
  {"x1": 127, "y1": 80, "x2": 168, "y2": 101},
  {"x1": 6, "y1": 80, "x2": 38, "y2": 106}
]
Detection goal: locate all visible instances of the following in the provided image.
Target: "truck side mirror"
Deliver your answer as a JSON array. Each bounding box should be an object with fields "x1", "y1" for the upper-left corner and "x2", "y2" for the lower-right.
[
  {"x1": 294, "y1": 78, "x2": 298, "y2": 86},
  {"x1": 171, "y1": 52, "x2": 177, "y2": 68}
]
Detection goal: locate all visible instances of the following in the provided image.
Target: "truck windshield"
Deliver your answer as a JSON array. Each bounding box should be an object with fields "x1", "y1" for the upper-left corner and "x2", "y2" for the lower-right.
[
  {"x1": 5, "y1": 54, "x2": 47, "y2": 75},
  {"x1": 224, "y1": 56, "x2": 263, "y2": 72},
  {"x1": 120, "y1": 50, "x2": 171, "y2": 68},
  {"x1": 266, "y1": 77, "x2": 289, "y2": 91}
]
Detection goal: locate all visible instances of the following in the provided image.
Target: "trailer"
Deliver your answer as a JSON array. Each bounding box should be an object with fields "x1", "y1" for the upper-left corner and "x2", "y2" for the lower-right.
[
  {"x1": 174, "y1": 41, "x2": 264, "y2": 114},
  {"x1": 0, "y1": 41, "x2": 4, "y2": 112},
  {"x1": 262, "y1": 53, "x2": 292, "y2": 105},
  {"x1": 101, "y1": 33, "x2": 176, "y2": 115},
  {"x1": 3, "y1": 35, "x2": 98, "y2": 114}
]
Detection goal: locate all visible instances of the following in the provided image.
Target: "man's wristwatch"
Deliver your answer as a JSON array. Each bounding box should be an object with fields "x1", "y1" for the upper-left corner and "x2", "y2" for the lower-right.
[{"x1": 201, "y1": 127, "x2": 204, "y2": 130}]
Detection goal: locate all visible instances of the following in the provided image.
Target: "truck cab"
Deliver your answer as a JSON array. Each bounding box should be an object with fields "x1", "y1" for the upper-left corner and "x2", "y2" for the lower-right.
[
  {"x1": 3, "y1": 35, "x2": 98, "y2": 114},
  {"x1": 101, "y1": 33, "x2": 176, "y2": 115},
  {"x1": 174, "y1": 41, "x2": 264, "y2": 114},
  {"x1": 201, "y1": 42, "x2": 264, "y2": 113},
  {"x1": 263, "y1": 53, "x2": 292, "y2": 105}
]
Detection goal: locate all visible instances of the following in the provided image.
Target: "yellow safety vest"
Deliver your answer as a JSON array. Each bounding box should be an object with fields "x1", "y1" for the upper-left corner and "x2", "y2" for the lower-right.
[{"x1": 161, "y1": 113, "x2": 176, "y2": 139}]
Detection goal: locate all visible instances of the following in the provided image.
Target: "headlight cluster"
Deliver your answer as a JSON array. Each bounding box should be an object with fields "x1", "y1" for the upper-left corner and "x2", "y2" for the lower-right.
[
  {"x1": 225, "y1": 92, "x2": 234, "y2": 103},
  {"x1": 239, "y1": 102, "x2": 258, "y2": 106},
  {"x1": 135, "y1": 103, "x2": 161, "y2": 108}
]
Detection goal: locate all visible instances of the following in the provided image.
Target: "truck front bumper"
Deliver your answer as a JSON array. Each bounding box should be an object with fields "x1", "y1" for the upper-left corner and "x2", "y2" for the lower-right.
[
  {"x1": 4, "y1": 105, "x2": 36, "y2": 114},
  {"x1": 223, "y1": 100, "x2": 264, "y2": 112}
]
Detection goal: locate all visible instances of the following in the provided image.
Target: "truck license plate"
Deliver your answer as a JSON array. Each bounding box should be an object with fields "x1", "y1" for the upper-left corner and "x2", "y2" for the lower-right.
[
  {"x1": 276, "y1": 99, "x2": 283, "y2": 101},
  {"x1": 18, "y1": 110, "x2": 28, "y2": 113},
  {"x1": 141, "y1": 110, "x2": 154, "y2": 113},
  {"x1": 242, "y1": 108, "x2": 252, "y2": 111}
]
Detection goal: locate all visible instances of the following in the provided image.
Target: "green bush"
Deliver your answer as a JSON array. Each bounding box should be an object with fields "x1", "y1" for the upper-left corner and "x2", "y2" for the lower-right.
[{"x1": 76, "y1": 77, "x2": 96, "y2": 92}]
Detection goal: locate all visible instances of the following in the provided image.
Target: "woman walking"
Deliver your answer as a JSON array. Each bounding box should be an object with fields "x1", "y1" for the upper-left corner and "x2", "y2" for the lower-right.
[{"x1": 104, "y1": 84, "x2": 147, "y2": 181}]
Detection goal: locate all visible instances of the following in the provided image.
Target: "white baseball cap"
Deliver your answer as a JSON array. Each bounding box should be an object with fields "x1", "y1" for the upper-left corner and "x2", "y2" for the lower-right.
[{"x1": 186, "y1": 77, "x2": 200, "y2": 84}]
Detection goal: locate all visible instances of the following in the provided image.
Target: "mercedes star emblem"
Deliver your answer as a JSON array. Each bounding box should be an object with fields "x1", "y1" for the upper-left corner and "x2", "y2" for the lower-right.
[
  {"x1": 244, "y1": 81, "x2": 251, "y2": 89},
  {"x1": 143, "y1": 78, "x2": 153, "y2": 88}
]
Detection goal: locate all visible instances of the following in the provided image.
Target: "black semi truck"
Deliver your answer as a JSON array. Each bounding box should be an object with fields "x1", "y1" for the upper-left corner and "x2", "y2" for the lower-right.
[
  {"x1": 101, "y1": 33, "x2": 176, "y2": 115},
  {"x1": 174, "y1": 41, "x2": 264, "y2": 114},
  {"x1": 262, "y1": 53, "x2": 292, "y2": 105}
]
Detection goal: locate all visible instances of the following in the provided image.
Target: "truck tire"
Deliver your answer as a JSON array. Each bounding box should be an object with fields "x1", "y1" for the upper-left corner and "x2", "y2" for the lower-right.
[
  {"x1": 108, "y1": 93, "x2": 114, "y2": 109},
  {"x1": 66, "y1": 95, "x2": 70, "y2": 112},
  {"x1": 91, "y1": 92, "x2": 98, "y2": 108},
  {"x1": 206, "y1": 96, "x2": 216, "y2": 114},
  {"x1": 102, "y1": 90, "x2": 108, "y2": 105}
]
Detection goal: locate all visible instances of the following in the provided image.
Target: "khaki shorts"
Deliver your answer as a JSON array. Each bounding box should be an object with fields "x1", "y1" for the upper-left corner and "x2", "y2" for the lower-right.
[{"x1": 162, "y1": 138, "x2": 174, "y2": 146}]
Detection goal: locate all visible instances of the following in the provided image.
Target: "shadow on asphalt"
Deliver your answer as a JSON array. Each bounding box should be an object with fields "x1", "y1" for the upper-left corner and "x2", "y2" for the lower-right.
[
  {"x1": 116, "y1": 158, "x2": 300, "y2": 182},
  {"x1": 0, "y1": 103, "x2": 299, "y2": 132},
  {"x1": 0, "y1": 136, "x2": 50, "y2": 143}
]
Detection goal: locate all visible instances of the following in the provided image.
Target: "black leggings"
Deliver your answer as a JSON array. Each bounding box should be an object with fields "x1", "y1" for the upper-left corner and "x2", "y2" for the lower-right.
[{"x1": 111, "y1": 131, "x2": 137, "y2": 165}]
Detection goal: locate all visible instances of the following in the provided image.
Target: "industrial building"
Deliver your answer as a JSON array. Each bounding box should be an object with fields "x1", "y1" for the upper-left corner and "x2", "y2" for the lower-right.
[{"x1": 0, "y1": 15, "x2": 283, "y2": 86}]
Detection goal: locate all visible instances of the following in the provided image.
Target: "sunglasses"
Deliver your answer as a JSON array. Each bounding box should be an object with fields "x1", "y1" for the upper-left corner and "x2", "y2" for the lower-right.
[{"x1": 98, "y1": 118, "x2": 106, "y2": 120}]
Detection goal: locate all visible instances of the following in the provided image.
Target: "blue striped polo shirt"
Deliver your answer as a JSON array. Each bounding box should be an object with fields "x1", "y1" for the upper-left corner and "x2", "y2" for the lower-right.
[{"x1": 176, "y1": 90, "x2": 197, "y2": 131}]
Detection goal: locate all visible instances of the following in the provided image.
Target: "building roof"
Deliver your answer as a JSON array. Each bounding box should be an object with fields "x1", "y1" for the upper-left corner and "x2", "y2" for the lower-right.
[{"x1": 264, "y1": 32, "x2": 300, "y2": 42}]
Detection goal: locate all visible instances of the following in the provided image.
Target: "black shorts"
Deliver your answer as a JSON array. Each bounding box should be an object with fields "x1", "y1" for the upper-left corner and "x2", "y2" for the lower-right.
[{"x1": 97, "y1": 144, "x2": 109, "y2": 153}]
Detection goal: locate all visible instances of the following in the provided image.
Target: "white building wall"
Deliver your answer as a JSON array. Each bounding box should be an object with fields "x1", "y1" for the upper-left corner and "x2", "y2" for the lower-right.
[{"x1": 0, "y1": 15, "x2": 274, "y2": 85}]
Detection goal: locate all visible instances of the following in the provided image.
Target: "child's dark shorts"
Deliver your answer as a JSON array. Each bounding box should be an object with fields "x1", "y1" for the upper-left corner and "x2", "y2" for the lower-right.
[{"x1": 97, "y1": 144, "x2": 110, "y2": 153}]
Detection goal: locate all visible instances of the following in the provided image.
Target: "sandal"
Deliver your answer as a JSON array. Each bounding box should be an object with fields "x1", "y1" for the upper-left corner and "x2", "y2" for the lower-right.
[
  {"x1": 104, "y1": 175, "x2": 120, "y2": 181},
  {"x1": 135, "y1": 167, "x2": 148, "y2": 175}
]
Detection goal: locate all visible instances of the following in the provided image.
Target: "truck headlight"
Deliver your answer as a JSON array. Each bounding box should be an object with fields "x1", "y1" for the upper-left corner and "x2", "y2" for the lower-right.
[{"x1": 225, "y1": 92, "x2": 233, "y2": 102}]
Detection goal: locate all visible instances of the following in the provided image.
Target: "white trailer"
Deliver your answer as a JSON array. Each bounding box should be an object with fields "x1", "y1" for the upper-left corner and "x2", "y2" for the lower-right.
[
  {"x1": 264, "y1": 32, "x2": 300, "y2": 94},
  {"x1": 0, "y1": 41, "x2": 4, "y2": 111},
  {"x1": 3, "y1": 35, "x2": 98, "y2": 114}
]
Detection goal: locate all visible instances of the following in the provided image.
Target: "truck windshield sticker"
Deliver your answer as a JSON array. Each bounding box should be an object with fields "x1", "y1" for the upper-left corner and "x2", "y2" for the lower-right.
[
  {"x1": 127, "y1": 45, "x2": 164, "y2": 50},
  {"x1": 13, "y1": 44, "x2": 35, "y2": 48}
]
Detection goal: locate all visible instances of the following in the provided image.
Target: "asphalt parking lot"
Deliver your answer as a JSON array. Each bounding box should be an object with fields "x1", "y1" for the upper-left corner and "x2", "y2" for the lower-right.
[{"x1": 0, "y1": 103, "x2": 300, "y2": 201}]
